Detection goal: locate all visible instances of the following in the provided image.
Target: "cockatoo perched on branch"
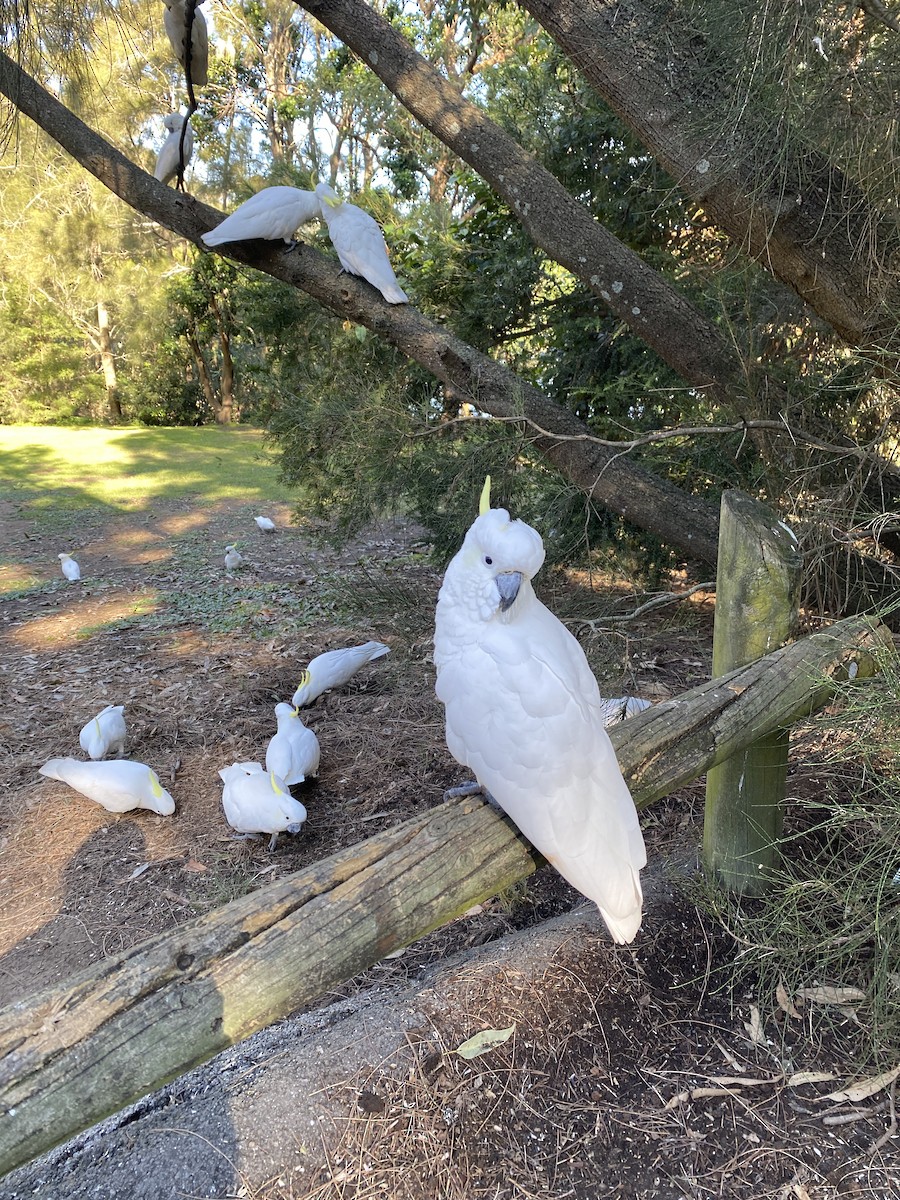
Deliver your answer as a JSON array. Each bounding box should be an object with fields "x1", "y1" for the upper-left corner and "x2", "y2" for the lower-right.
[
  {"x1": 154, "y1": 113, "x2": 194, "y2": 186},
  {"x1": 79, "y1": 705, "x2": 127, "y2": 760},
  {"x1": 38, "y1": 758, "x2": 175, "y2": 815},
  {"x1": 315, "y1": 183, "x2": 408, "y2": 304},
  {"x1": 291, "y1": 641, "x2": 391, "y2": 707},
  {"x1": 202, "y1": 187, "x2": 321, "y2": 247},
  {"x1": 219, "y1": 762, "x2": 307, "y2": 850},
  {"x1": 433, "y1": 478, "x2": 646, "y2": 944},
  {"x1": 162, "y1": 0, "x2": 208, "y2": 88}
]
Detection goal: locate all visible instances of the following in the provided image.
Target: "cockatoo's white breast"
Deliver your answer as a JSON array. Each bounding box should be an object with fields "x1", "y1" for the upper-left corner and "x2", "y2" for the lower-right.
[
  {"x1": 434, "y1": 506, "x2": 646, "y2": 944},
  {"x1": 154, "y1": 115, "x2": 193, "y2": 185}
]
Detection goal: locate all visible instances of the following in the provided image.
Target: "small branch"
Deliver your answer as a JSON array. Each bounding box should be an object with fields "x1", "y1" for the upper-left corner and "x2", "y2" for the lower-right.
[{"x1": 571, "y1": 582, "x2": 716, "y2": 630}]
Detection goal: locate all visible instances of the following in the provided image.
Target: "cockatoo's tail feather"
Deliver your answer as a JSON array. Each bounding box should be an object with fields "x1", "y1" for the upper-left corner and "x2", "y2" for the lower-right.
[{"x1": 434, "y1": 505, "x2": 646, "y2": 943}]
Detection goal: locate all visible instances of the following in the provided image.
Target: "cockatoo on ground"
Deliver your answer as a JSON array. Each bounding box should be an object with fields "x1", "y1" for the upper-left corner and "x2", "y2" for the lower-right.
[
  {"x1": 255, "y1": 515, "x2": 276, "y2": 532},
  {"x1": 154, "y1": 113, "x2": 194, "y2": 186},
  {"x1": 219, "y1": 761, "x2": 307, "y2": 850},
  {"x1": 202, "y1": 187, "x2": 321, "y2": 247},
  {"x1": 292, "y1": 641, "x2": 391, "y2": 707},
  {"x1": 79, "y1": 704, "x2": 127, "y2": 760},
  {"x1": 38, "y1": 758, "x2": 175, "y2": 815},
  {"x1": 162, "y1": 0, "x2": 208, "y2": 88},
  {"x1": 224, "y1": 545, "x2": 243, "y2": 572},
  {"x1": 433, "y1": 479, "x2": 647, "y2": 945},
  {"x1": 265, "y1": 703, "x2": 320, "y2": 785},
  {"x1": 315, "y1": 183, "x2": 408, "y2": 304},
  {"x1": 58, "y1": 553, "x2": 80, "y2": 581},
  {"x1": 598, "y1": 696, "x2": 652, "y2": 726}
]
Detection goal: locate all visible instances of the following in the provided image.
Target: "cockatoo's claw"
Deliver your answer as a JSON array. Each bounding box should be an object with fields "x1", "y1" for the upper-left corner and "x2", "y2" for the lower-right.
[
  {"x1": 282, "y1": 238, "x2": 299, "y2": 252},
  {"x1": 267, "y1": 832, "x2": 279, "y2": 851}
]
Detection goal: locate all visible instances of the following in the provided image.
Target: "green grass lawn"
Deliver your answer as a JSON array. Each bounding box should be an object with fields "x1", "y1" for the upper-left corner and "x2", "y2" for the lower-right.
[{"x1": 0, "y1": 425, "x2": 298, "y2": 513}]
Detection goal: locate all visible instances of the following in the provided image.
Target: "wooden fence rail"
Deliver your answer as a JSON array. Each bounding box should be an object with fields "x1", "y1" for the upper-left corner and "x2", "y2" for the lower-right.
[{"x1": 0, "y1": 615, "x2": 891, "y2": 1178}]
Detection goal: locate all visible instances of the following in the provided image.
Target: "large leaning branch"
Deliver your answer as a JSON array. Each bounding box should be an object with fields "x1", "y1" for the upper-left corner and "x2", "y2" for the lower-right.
[
  {"x1": 0, "y1": 48, "x2": 723, "y2": 562},
  {"x1": 0, "y1": 615, "x2": 891, "y2": 1178}
]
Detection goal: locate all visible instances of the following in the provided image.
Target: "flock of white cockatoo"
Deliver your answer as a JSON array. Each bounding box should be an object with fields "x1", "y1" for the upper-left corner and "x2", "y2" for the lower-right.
[{"x1": 46, "y1": 483, "x2": 649, "y2": 942}]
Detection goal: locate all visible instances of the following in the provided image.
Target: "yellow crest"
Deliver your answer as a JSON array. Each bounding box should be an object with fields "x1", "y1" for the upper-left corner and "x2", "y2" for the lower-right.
[
  {"x1": 479, "y1": 475, "x2": 491, "y2": 516},
  {"x1": 269, "y1": 770, "x2": 284, "y2": 795},
  {"x1": 149, "y1": 771, "x2": 163, "y2": 799}
]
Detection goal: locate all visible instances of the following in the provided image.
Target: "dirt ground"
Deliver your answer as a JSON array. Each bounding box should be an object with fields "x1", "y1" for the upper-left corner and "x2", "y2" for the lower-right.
[{"x1": 1, "y1": 494, "x2": 898, "y2": 1198}]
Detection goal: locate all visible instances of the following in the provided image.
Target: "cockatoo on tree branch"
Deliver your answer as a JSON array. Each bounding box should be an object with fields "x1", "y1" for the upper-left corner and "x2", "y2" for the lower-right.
[{"x1": 433, "y1": 478, "x2": 646, "y2": 944}]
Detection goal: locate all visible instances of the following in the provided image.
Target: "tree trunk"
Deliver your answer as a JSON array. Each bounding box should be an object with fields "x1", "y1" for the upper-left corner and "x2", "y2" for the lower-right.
[
  {"x1": 185, "y1": 330, "x2": 224, "y2": 420},
  {"x1": 0, "y1": 615, "x2": 890, "y2": 1178},
  {"x1": 210, "y1": 295, "x2": 235, "y2": 423},
  {"x1": 519, "y1": 0, "x2": 900, "y2": 352},
  {"x1": 96, "y1": 299, "x2": 122, "y2": 421}
]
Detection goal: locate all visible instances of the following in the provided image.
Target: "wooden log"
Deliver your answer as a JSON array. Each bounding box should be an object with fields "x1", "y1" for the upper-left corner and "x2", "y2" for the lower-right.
[
  {"x1": 0, "y1": 615, "x2": 891, "y2": 1178},
  {"x1": 703, "y1": 490, "x2": 803, "y2": 893}
]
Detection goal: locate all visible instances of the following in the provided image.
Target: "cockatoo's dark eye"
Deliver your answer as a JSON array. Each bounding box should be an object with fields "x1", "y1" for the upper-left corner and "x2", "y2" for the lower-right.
[{"x1": 484, "y1": 556, "x2": 493, "y2": 565}]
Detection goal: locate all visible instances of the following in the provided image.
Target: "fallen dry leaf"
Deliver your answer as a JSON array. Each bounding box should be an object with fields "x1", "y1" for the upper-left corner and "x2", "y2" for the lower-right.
[
  {"x1": 454, "y1": 1024, "x2": 516, "y2": 1060},
  {"x1": 797, "y1": 985, "x2": 866, "y2": 1006},
  {"x1": 825, "y1": 1063, "x2": 900, "y2": 1104},
  {"x1": 776, "y1": 981, "x2": 800, "y2": 1018}
]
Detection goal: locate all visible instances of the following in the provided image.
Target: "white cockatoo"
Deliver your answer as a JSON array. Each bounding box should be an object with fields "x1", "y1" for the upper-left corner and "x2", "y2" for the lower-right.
[
  {"x1": 154, "y1": 112, "x2": 194, "y2": 185},
  {"x1": 201, "y1": 187, "x2": 321, "y2": 247},
  {"x1": 597, "y1": 696, "x2": 652, "y2": 726},
  {"x1": 79, "y1": 704, "x2": 127, "y2": 760},
  {"x1": 218, "y1": 761, "x2": 307, "y2": 850},
  {"x1": 58, "y1": 552, "x2": 80, "y2": 581},
  {"x1": 265, "y1": 703, "x2": 320, "y2": 785},
  {"x1": 315, "y1": 183, "x2": 408, "y2": 304},
  {"x1": 162, "y1": 0, "x2": 209, "y2": 88},
  {"x1": 38, "y1": 758, "x2": 175, "y2": 815},
  {"x1": 433, "y1": 478, "x2": 647, "y2": 945},
  {"x1": 224, "y1": 545, "x2": 243, "y2": 571},
  {"x1": 254, "y1": 515, "x2": 276, "y2": 532},
  {"x1": 291, "y1": 641, "x2": 391, "y2": 707}
]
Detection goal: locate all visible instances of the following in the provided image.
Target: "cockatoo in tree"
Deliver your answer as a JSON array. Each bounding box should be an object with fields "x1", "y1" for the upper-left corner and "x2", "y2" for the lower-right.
[
  {"x1": 58, "y1": 553, "x2": 80, "y2": 581},
  {"x1": 79, "y1": 704, "x2": 127, "y2": 760},
  {"x1": 38, "y1": 758, "x2": 175, "y2": 815},
  {"x1": 265, "y1": 703, "x2": 320, "y2": 785},
  {"x1": 154, "y1": 113, "x2": 194, "y2": 186},
  {"x1": 433, "y1": 478, "x2": 646, "y2": 944},
  {"x1": 254, "y1": 515, "x2": 276, "y2": 532},
  {"x1": 202, "y1": 187, "x2": 321, "y2": 247},
  {"x1": 162, "y1": 0, "x2": 208, "y2": 88},
  {"x1": 224, "y1": 545, "x2": 243, "y2": 572},
  {"x1": 218, "y1": 762, "x2": 307, "y2": 850},
  {"x1": 291, "y1": 641, "x2": 390, "y2": 707},
  {"x1": 315, "y1": 183, "x2": 408, "y2": 304}
]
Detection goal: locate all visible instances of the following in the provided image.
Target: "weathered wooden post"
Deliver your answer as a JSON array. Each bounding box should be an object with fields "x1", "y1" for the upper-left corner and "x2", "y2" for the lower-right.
[{"x1": 703, "y1": 490, "x2": 803, "y2": 894}]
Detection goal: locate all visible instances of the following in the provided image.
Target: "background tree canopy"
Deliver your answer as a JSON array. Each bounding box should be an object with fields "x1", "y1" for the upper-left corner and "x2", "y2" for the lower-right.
[{"x1": 0, "y1": 0, "x2": 897, "y2": 593}]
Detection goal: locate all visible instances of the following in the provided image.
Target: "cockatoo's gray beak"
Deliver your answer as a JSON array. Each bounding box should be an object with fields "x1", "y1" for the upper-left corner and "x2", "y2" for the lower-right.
[{"x1": 496, "y1": 571, "x2": 523, "y2": 611}]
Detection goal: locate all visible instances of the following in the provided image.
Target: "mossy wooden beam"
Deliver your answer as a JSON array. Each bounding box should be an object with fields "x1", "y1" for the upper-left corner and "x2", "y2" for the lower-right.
[
  {"x1": 702, "y1": 491, "x2": 803, "y2": 893},
  {"x1": 0, "y1": 615, "x2": 891, "y2": 1178}
]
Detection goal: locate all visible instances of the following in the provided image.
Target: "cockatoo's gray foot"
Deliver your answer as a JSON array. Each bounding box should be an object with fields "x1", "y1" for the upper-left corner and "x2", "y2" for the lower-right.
[
  {"x1": 443, "y1": 781, "x2": 502, "y2": 811},
  {"x1": 267, "y1": 832, "x2": 280, "y2": 851}
]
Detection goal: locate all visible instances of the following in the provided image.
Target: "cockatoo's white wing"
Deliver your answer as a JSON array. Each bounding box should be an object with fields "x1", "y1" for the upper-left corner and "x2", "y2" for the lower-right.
[
  {"x1": 292, "y1": 641, "x2": 390, "y2": 706},
  {"x1": 79, "y1": 705, "x2": 127, "y2": 760},
  {"x1": 434, "y1": 508, "x2": 646, "y2": 944},
  {"x1": 266, "y1": 706, "x2": 321, "y2": 783},
  {"x1": 202, "y1": 187, "x2": 321, "y2": 246},
  {"x1": 219, "y1": 764, "x2": 307, "y2": 836},
  {"x1": 315, "y1": 184, "x2": 408, "y2": 304},
  {"x1": 38, "y1": 758, "x2": 175, "y2": 815},
  {"x1": 154, "y1": 115, "x2": 194, "y2": 184},
  {"x1": 162, "y1": 0, "x2": 208, "y2": 86},
  {"x1": 58, "y1": 554, "x2": 80, "y2": 581}
]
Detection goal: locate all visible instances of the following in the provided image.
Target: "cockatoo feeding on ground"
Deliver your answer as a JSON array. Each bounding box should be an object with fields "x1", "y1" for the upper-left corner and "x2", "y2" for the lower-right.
[
  {"x1": 79, "y1": 704, "x2": 127, "y2": 760},
  {"x1": 291, "y1": 641, "x2": 391, "y2": 707},
  {"x1": 224, "y1": 545, "x2": 243, "y2": 571},
  {"x1": 265, "y1": 703, "x2": 320, "y2": 785},
  {"x1": 38, "y1": 758, "x2": 175, "y2": 815},
  {"x1": 202, "y1": 187, "x2": 321, "y2": 247},
  {"x1": 162, "y1": 0, "x2": 208, "y2": 88},
  {"x1": 255, "y1": 516, "x2": 276, "y2": 532},
  {"x1": 154, "y1": 112, "x2": 194, "y2": 185},
  {"x1": 218, "y1": 761, "x2": 307, "y2": 850},
  {"x1": 58, "y1": 553, "x2": 80, "y2": 581},
  {"x1": 315, "y1": 183, "x2": 408, "y2": 304},
  {"x1": 433, "y1": 478, "x2": 647, "y2": 945}
]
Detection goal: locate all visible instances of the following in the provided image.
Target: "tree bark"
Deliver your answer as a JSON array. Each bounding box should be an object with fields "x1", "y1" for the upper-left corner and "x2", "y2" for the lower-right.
[
  {"x1": 519, "y1": 0, "x2": 900, "y2": 351},
  {"x1": 0, "y1": 615, "x2": 890, "y2": 1178}
]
